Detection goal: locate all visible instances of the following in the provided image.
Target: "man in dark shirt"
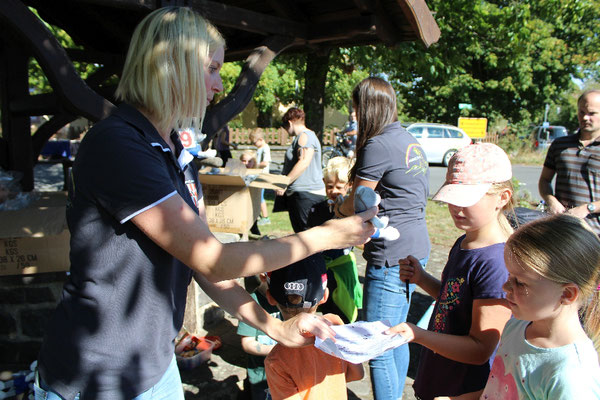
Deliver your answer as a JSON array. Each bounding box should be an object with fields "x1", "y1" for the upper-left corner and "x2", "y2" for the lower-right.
[{"x1": 538, "y1": 90, "x2": 600, "y2": 234}]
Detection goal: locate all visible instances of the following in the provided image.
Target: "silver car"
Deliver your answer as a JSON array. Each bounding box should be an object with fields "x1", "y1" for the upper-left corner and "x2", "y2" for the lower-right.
[{"x1": 406, "y1": 123, "x2": 472, "y2": 166}]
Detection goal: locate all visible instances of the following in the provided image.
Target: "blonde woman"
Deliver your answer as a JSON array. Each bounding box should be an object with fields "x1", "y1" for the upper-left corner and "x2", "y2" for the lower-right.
[{"x1": 35, "y1": 7, "x2": 375, "y2": 399}]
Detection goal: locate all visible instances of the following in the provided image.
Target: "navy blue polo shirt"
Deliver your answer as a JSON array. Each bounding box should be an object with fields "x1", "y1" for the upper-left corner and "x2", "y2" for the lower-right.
[{"x1": 38, "y1": 104, "x2": 199, "y2": 399}]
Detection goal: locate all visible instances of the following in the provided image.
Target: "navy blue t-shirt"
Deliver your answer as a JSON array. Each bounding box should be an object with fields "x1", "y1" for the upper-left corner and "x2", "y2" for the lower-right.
[
  {"x1": 38, "y1": 104, "x2": 199, "y2": 399},
  {"x1": 413, "y1": 236, "x2": 508, "y2": 400},
  {"x1": 355, "y1": 122, "x2": 430, "y2": 265}
]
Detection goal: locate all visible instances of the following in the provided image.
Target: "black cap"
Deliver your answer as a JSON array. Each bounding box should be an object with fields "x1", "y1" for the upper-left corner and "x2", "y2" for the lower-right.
[{"x1": 267, "y1": 254, "x2": 327, "y2": 309}]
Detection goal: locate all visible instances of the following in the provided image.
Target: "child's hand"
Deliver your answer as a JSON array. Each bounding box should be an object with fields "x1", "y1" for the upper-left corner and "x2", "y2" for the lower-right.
[
  {"x1": 385, "y1": 322, "x2": 420, "y2": 343},
  {"x1": 322, "y1": 313, "x2": 345, "y2": 326},
  {"x1": 399, "y1": 255, "x2": 424, "y2": 285},
  {"x1": 275, "y1": 312, "x2": 336, "y2": 347}
]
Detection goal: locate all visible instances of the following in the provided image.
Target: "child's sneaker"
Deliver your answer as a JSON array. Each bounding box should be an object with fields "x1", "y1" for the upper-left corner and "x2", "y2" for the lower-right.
[{"x1": 257, "y1": 217, "x2": 271, "y2": 226}]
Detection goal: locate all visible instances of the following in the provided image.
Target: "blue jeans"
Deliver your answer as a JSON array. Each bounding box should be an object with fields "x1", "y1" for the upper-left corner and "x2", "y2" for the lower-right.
[
  {"x1": 34, "y1": 355, "x2": 184, "y2": 400},
  {"x1": 364, "y1": 258, "x2": 427, "y2": 400}
]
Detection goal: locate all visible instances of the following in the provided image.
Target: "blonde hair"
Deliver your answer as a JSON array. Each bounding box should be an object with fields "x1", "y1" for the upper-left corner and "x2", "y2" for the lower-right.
[
  {"x1": 240, "y1": 150, "x2": 257, "y2": 167},
  {"x1": 249, "y1": 130, "x2": 264, "y2": 142},
  {"x1": 323, "y1": 156, "x2": 354, "y2": 184},
  {"x1": 116, "y1": 7, "x2": 225, "y2": 134},
  {"x1": 506, "y1": 214, "x2": 600, "y2": 353},
  {"x1": 488, "y1": 180, "x2": 516, "y2": 235}
]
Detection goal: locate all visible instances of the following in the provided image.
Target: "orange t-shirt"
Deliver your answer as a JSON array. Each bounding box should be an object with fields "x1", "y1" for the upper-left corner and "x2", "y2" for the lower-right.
[{"x1": 265, "y1": 344, "x2": 351, "y2": 400}]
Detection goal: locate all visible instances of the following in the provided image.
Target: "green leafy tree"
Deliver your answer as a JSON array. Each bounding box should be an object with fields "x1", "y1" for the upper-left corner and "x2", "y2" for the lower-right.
[{"x1": 363, "y1": 0, "x2": 600, "y2": 130}]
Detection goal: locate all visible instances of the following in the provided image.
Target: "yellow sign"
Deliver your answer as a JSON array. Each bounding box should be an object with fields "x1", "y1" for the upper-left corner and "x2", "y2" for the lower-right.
[{"x1": 458, "y1": 117, "x2": 488, "y2": 139}]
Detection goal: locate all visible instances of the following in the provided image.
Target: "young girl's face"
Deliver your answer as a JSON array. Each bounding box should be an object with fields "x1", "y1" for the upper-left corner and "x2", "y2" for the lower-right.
[
  {"x1": 324, "y1": 176, "x2": 349, "y2": 201},
  {"x1": 502, "y1": 252, "x2": 565, "y2": 322},
  {"x1": 447, "y1": 193, "x2": 502, "y2": 233},
  {"x1": 240, "y1": 155, "x2": 256, "y2": 168}
]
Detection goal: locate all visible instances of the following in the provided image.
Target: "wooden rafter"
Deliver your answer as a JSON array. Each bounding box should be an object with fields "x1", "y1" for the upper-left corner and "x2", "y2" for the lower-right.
[{"x1": 0, "y1": 0, "x2": 116, "y2": 122}]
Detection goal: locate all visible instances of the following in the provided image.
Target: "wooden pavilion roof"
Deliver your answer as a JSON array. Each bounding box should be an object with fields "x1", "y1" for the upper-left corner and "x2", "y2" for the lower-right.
[
  {"x1": 24, "y1": 0, "x2": 440, "y2": 62},
  {"x1": 0, "y1": 0, "x2": 440, "y2": 190}
]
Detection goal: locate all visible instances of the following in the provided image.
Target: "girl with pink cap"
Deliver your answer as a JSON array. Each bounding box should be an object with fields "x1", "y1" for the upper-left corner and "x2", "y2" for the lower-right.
[{"x1": 387, "y1": 143, "x2": 514, "y2": 399}]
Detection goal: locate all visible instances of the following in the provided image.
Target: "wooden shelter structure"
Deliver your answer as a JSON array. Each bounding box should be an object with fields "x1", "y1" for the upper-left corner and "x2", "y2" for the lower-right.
[{"x1": 0, "y1": 0, "x2": 440, "y2": 190}]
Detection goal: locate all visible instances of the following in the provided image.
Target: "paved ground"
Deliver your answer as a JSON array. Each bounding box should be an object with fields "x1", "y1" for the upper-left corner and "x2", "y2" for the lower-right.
[
  {"x1": 179, "y1": 244, "x2": 448, "y2": 400},
  {"x1": 31, "y1": 162, "x2": 449, "y2": 400}
]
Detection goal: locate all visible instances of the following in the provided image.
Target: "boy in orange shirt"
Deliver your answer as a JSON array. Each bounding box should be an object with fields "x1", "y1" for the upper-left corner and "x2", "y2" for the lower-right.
[{"x1": 264, "y1": 254, "x2": 364, "y2": 400}]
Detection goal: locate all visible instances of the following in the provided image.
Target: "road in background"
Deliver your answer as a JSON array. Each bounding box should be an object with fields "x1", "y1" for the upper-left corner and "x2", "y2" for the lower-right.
[{"x1": 429, "y1": 164, "x2": 544, "y2": 203}]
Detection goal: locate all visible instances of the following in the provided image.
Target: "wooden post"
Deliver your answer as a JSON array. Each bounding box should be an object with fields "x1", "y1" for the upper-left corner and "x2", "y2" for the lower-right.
[{"x1": 0, "y1": 40, "x2": 34, "y2": 190}]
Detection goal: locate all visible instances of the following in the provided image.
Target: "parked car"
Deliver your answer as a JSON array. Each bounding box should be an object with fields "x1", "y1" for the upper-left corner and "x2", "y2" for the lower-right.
[
  {"x1": 406, "y1": 123, "x2": 472, "y2": 166},
  {"x1": 531, "y1": 125, "x2": 568, "y2": 150}
]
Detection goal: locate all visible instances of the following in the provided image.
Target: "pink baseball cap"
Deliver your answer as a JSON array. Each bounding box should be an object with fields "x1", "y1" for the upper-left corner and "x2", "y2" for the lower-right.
[{"x1": 432, "y1": 143, "x2": 512, "y2": 207}]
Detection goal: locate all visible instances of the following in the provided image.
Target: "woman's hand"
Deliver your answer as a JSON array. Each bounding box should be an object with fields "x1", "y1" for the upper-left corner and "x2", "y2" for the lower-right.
[
  {"x1": 399, "y1": 255, "x2": 425, "y2": 285},
  {"x1": 319, "y1": 207, "x2": 377, "y2": 249},
  {"x1": 273, "y1": 313, "x2": 337, "y2": 347},
  {"x1": 385, "y1": 322, "x2": 421, "y2": 343}
]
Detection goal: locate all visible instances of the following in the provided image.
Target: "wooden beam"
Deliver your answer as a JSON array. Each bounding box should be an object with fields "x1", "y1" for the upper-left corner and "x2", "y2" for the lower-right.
[
  {"x1": 187, "y1": 0, "x2": 307, "y2": 38},
  {"x1": 65, "y1": 48, "x2": 125, "y2": 66},
  {"x1": 375, "y1": 0, "x2": 401, "y2": 45},
  {"x1": 74, "y1": 0, "x2": 154, "y2": 10},
  {"x1": 201, "y1": 35, "x2": 295, "y2": 147},
  {"x1": 0, "y1": 0, "x2": 116, "y2": 122},
  {"x1": 9, "y1": 65, "x2": 121, "y2": 117},
  {"x1": 0, "y1": 40, "x2": 34, "y2": 190},
  {"x1": 31, "y1": 114, "x2": 77, "y2": 161},
  {"x1": 307, "y1": 16, "x2": 376, "y2": 45},
  {"x1": 9, "y1": 93, "x2": 60, "y2": 117},
  {"x1": 395, "y1": 0, "x2": 440, "y2": 47},
  {"x1": 353, "y1": 0, "x2": 375, "y2": 15},
  {"x1": 75, "y1": 0, "x2": 309, "y2": 38},
  {"x1": 266, "y1": 0, "x2": 309, "y2": 22}
]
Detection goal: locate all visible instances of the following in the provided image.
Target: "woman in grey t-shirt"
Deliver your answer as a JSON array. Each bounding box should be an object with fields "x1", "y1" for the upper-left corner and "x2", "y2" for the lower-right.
[
  {"x1": 277, "y1": 107, "x2": 326, "y2": 232},
  {"x1": 337, "y1": 77, "x2": 430, "y2": 400}
]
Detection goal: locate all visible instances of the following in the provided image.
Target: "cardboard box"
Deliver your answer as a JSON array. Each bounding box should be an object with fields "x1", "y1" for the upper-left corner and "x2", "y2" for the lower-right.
[
  {"x1": 198, "y1": 169, "x2": 289, "y2": 234},
  {"x1": 0, "y1": 192, "x2": 70, "y2": 276}
]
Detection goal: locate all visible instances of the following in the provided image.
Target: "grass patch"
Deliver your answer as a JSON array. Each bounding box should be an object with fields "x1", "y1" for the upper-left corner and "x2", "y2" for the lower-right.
[
  {"x1": 507, "y1": 148, "x2": 547, "y2": 166},
  {"x1": 425, "y1": 200, "x2": 462, "y2": 247}
]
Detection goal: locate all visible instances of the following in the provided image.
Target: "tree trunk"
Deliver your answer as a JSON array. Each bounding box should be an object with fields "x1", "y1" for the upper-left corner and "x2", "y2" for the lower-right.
[
  {"x1": 303, "y1": 49, "x2": 331, "y2": 140},
  {"x1": 256, "y1": 108, "x2": 273, "y2": 128}
]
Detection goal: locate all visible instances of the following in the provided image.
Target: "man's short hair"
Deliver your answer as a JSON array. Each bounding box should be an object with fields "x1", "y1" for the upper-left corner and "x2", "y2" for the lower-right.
[{"x1": 578, "y1": 89, "x2": 600, "y2": 105}]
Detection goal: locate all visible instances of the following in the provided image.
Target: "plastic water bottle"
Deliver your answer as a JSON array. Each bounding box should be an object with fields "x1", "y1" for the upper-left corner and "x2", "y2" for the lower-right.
[{"x1": 537, "y1": 200, "x2": 546, "y2": 213}]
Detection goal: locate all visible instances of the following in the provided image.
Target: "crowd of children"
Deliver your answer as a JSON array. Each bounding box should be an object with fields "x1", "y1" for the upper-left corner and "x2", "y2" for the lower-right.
[{"x1": 233, "y1": 131, "x2": 600, "y2": 400}]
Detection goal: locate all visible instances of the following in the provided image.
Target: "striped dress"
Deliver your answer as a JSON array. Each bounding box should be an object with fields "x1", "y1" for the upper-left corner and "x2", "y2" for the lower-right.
[{"x1": 544, "y1": 133, "x2": 600, "y2": 234}]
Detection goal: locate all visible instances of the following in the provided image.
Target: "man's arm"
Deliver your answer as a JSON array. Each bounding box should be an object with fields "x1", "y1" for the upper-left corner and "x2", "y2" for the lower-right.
[{"x1": 538, "y1": 166, "x2": 566, "y2": 214}]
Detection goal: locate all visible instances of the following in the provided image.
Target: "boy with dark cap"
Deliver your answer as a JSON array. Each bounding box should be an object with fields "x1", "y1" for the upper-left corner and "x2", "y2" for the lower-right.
[{"x1": 264, "y1": 254, "x2": 364, "y2": 400}]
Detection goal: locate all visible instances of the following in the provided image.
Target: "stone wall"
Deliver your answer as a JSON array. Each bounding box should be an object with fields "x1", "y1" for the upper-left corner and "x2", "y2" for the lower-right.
[
  {"x1": 0, "y1": 232, "x2": 240, "y2": 369},
  {"x1": 0, "y1": 272, "x2": 67, "y2": 368}
]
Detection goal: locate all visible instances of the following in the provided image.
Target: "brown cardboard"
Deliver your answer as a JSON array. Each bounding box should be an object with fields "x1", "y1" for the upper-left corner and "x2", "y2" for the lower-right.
[
  {"x1": 0, "y1": 192, "x2": 70, "y2": 276},
  {"x1": 198, "y1": 170, "x2": 290, "y2": 234}
]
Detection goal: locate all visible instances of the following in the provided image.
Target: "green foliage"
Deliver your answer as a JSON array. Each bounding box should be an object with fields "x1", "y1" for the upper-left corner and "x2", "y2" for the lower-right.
[{"x1": 367, "y1": 0, "x2": 600, "y2": 129}]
